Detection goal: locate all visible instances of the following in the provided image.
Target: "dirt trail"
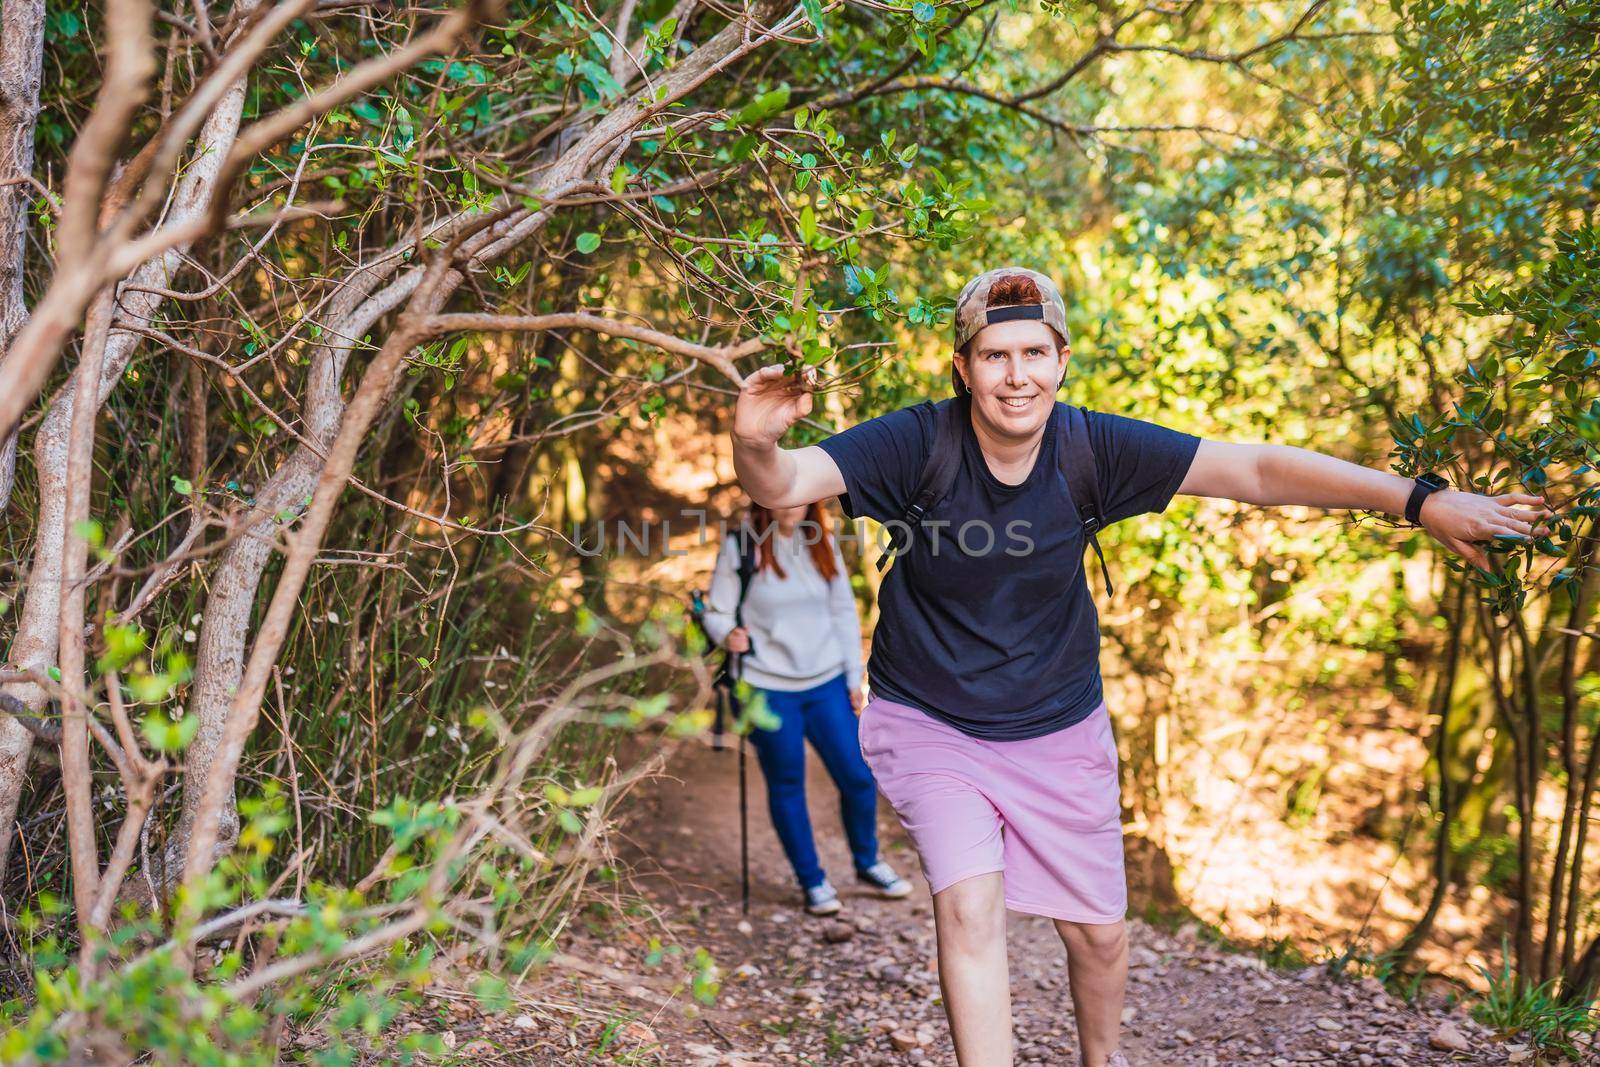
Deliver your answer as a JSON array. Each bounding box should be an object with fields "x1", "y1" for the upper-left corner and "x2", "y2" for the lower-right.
[{"x1": 530, "y1": 734, "x2": 1546, "y2": 1066}]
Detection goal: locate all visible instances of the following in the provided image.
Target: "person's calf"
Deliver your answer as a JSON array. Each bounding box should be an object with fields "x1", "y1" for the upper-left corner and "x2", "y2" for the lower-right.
[
  {"x1": 1053, "y1": 919, "x2": 1129, "y2": 1067},
  {"x1": 932, "y1": 875, "x2": 1013, "y2": 1067}
]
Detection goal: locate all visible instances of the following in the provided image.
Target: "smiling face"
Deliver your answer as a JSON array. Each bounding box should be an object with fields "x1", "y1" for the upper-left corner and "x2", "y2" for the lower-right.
[{"x1": 953, "y1": 318, "x2": 1068, "y2": 443}]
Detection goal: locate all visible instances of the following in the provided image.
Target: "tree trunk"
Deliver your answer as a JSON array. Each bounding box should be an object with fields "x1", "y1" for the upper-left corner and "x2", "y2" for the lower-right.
[
  {"x1": 0, "y1": 0, "x2": 46, "y2": 885},
  {"x1": 1542, "y1": 530, "x2": 1597, "y2": 982},
  {"x1": 0, "y1": 73, "x2": 248, "y2": 887},
  {"x1": 1393, "y1": 575, "x2": 1470, "y2": 969}
]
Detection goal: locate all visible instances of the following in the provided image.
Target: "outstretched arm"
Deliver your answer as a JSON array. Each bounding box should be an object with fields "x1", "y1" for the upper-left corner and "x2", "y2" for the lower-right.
[
  {"x1": 1177, "y1": 440, "x2": 1556, "y2": 569},
  {"x1": 732, "y1": 365, "x2": 845, "y2": 508}
]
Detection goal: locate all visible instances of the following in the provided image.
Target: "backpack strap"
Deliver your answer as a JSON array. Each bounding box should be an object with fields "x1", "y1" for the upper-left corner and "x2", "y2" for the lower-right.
[
  {"x1": 877, "y1": 398, "x2": 965, "y2": 572},
  {"x1": 713, "y1": 528, "x2": 760, "y2": 742},
  {"x1": 1058, "y1": 404, "x2": 1114, "y2": 597},
  {"x1": 733, "y1": 526, "x2": 757, "y2": 631},
  {"x1": 728, "y1": 526, "x2": 759, "y2": 671}
]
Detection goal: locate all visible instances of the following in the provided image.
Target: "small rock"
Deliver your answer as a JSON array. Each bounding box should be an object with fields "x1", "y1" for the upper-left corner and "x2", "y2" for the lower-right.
[
  {"x1": 1313, "y1": 1017, "x2": 1344, "y2": 1032},
  {"x1": 734, "y1": 963, "x2": 762, "y2": 979},
  {"x1": 824, "y1": 921, "x2": 855, "y2": 944},
  {"x1": 890, "y1": 1029, "x2": 922, "y2": 1052},
  {"x1": 1176, "y1": 1029, "x2": 1196, "y2": 1043},
  {"x1": 439, "y1": 1030, "x2": 457, "y2": 1050},
  {"x1": 1128, "y1": 946, "x2": 1161, "y2": 968},
  {"x1": 621, "y1": 1021, "x2": 656, "y2": 1044},
  {"x1": 1120, "y1": 1007, "x2": 1137, "y2": 1024},
  {"x1": 512, "y1": 1014, "x2": 535, "y2": 1029},
  {"x1": 737, "y1": 919, "x2": 754, "y2": 935},
  {"x1": 1428, "y1": 1021, "x2": 1471, "y2": 1053}
]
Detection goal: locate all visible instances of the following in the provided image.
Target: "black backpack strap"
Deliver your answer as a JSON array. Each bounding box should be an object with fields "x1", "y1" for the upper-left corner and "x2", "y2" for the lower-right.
[
  {"x1": 723, "y1": 526, "x2": 758, "y2": 673},
  {"x1": 733, "y1": 526, "x2": 757, "y2": 638},
  {"x1": 1058, "y1": 404, "x2": 1114, "y2": 597},
  {"x1": 877, "y1": 398, "x2": 965, "y2": 572},
  {"x1": 713, "y1": 528, "x2": 760, "y2": 743}
]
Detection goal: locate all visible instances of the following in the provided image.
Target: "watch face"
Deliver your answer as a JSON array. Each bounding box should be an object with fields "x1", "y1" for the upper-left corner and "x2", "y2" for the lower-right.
[{"x1": 1419, "y1": 473, "x2": 1449, "y2": 489}]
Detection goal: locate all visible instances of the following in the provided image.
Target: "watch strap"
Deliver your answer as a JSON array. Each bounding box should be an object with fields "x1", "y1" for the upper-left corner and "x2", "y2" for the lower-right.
[{"x1": 1405, "y1": 474, "x2": 1448, "y2": 526}]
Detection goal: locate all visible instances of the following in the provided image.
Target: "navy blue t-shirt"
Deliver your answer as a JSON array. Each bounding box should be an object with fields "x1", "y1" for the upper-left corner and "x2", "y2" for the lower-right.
[{"x1": 817, "y1": 400, "x2": 1201, "y2": 740}]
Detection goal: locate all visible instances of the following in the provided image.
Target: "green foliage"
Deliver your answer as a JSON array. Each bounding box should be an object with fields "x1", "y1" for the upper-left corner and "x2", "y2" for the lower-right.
[{"x1": 1472, "y1": 954, "x2": 1600, "y2": 1055}]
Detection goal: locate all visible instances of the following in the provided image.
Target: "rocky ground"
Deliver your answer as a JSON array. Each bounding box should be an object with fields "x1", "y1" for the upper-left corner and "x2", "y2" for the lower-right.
[
  {"x1": 484, "y1": 733, "x2": 1583, "y2": 1067},
  {"x1": 361, "y1": 734, "x2": 1588, "y2": 1065}
]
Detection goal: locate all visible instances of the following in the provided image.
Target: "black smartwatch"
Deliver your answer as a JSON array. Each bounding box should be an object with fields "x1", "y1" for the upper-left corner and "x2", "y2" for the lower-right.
[{"x1": 1405, "y1": 472, "x2": 1449, "y2": 526}]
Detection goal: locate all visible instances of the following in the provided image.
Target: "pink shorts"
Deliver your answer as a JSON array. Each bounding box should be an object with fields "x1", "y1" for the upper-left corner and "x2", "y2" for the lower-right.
[{"x1": 858, "y1": 695, "x2": 1126, "y2": 924}]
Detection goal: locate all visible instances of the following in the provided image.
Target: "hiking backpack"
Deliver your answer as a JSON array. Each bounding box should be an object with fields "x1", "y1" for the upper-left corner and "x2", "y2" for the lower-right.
[{"x1": 877, "y1": 397, "x2": 1115, "y2": 596}]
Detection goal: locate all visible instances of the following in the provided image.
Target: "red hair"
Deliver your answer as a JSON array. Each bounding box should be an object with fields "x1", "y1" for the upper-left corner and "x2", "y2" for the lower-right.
[
  {"x1": 956, "y1": 272, "x2": 1067, "y2": 366},
  {"x1": 988, "y1": 273, "x2": 1044, "y2": 305},
  {"x1": 747, "y1": 502, "x2": 840, "y2": 582}
]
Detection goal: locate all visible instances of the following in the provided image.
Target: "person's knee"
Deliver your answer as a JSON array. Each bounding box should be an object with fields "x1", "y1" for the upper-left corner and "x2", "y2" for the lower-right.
[
  {"x1": 836, "y1": 758, "x2": 875, "y2": 797},
  {"x1": 764, "y1": 761, "x2": 805, "y2": 794},
  {"x1": 935, "y1": 879, "x2": 1006, "y2": 949},
  {"x1": 1057, "y1": 919, "x2": 1127, "y2": 968}
]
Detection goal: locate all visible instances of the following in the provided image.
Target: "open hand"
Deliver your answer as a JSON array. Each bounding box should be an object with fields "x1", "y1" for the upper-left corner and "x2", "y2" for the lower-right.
[
  {"x1": 1422, "y1": 491, "x2": 1556, "y2": 570},
  {"x1": 733, "y1": 364, "x2": 815, "y2": 450},
  {"x1": 725, "y1": 626, "x2": 750, "y2": 654}
]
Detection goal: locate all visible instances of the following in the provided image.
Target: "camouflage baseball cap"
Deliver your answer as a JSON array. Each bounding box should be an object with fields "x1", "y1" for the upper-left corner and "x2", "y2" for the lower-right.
[{"x1": 953, "y1": 267, "x2": 1070, "y2": 353}]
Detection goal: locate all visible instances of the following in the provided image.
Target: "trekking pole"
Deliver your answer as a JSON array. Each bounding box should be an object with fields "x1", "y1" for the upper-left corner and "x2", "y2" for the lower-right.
[{"x1": 732, "y1": 650, "x2": 750, "y2": 915}]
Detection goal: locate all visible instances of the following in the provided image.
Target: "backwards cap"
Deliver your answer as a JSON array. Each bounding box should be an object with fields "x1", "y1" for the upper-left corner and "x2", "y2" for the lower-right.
[{"x1": 951, "y1": 267, "x2": 1070, "y2": 395}]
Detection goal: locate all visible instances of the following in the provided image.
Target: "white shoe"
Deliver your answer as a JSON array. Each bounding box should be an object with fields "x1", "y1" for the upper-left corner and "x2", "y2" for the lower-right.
[
  {"x1": 804, "y1": 880, "x2": 843, "y2": 915},
  {"x1": 856, "y1": 861, "x2": 913, "y2": 899}
]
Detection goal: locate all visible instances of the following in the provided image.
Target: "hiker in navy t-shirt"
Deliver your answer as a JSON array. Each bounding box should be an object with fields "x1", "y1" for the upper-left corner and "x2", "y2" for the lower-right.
[{"x1": 728, "y1": 267, "x2": 1555, "y2": 1067}]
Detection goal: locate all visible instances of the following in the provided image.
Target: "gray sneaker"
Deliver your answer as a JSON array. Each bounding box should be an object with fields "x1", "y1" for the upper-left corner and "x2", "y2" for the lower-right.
[
  {"x1": 855, "y1": 861, "x2": 913, "y2": 899},
  {"x1": 804, "y1": 880, "x2": 842, "y2": 915}
]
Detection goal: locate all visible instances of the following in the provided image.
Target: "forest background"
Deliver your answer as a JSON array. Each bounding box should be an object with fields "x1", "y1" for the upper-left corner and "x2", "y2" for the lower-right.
[{"x1": 0, "y1": 0, "x2": 1596, "y2": 1061}]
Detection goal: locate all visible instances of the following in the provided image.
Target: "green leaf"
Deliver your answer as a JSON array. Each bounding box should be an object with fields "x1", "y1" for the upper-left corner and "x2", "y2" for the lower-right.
[
  {"x1": 568, "y1": 786, "x2": 604, "y2": 807},
  {"x1": 140, "y1": 712, "x2": 200, "y2": 752},
  {"x1": 172, "y1": 476, "x2": 194, "y2": 496},
  {"x1": 576, "y1": 232, "x2": 602, "y2": 254},
  {"x1": 734, "y1": 84, "x2": 791, "y2": 127},
  {"x1": 72, "y1": 519, "x2": 103, "y2": 547},
  {"x1": 471, "y1": 973, "x2": 513, "y2": 1014},
  {"x1": 801, "y1": 0, "x2": 824, "y2": 32}
]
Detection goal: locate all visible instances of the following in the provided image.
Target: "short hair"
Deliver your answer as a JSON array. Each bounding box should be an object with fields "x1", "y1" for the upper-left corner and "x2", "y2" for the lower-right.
[{"x1": 956, "y1": 274, "x2": 1069, "y2": 361}]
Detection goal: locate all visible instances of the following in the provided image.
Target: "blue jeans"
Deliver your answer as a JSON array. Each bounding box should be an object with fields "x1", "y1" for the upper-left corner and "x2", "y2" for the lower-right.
[{"x1": 748, "y1": 674, "x2": 881, "y2": 891}]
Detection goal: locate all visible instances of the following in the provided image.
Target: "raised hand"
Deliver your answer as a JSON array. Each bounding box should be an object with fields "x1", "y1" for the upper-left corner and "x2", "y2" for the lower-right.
[
  {"x1": 734, "y1": 364, "x2": 815, "y2": 450},
  {"x1": 1421, "y1": 491, "x2": 1557, "y2": 570}
]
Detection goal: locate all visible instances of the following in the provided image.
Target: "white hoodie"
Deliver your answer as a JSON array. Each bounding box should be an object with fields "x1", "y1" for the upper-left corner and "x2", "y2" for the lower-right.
[{"x1": 700, "y1": 528, "x2": 864, "y2": 693}]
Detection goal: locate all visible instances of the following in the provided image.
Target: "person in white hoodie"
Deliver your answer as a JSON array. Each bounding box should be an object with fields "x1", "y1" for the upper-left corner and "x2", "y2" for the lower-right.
[{"x1": 702, "y1": 501, "x2": 914, "y2": 915}]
